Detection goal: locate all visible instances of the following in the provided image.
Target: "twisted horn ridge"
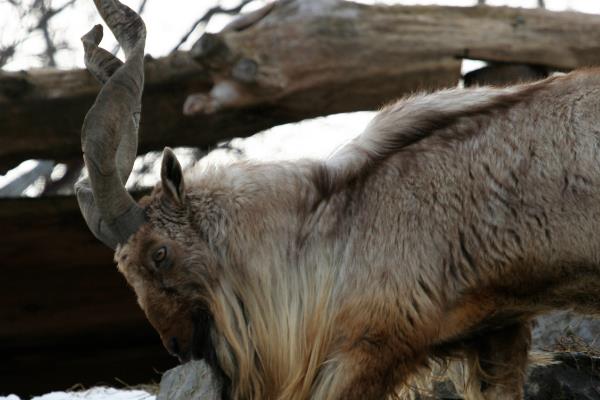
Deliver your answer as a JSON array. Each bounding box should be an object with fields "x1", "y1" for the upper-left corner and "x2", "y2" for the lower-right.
[{"x1": 75, "y1": 0, "x2": 147, "y2": 249}]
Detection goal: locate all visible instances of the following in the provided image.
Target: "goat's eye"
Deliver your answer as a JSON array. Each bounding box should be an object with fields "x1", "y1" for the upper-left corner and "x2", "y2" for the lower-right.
[{"x1": 153, "y1": 246, "x2": 167, "y2": 264}]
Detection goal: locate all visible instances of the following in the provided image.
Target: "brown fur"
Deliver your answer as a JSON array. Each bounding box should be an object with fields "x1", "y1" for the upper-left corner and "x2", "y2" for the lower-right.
[{"x1": 115, "y1": 69, "x2": 600, "y2": 399}]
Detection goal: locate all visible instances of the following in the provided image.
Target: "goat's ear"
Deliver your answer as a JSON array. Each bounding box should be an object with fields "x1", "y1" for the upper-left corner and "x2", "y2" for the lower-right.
[{"x1": 161, "y1": 147, "x2": 186, "y2": 204}]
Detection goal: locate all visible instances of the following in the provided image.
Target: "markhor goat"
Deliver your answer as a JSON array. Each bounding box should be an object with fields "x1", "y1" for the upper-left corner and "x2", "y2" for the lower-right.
[{"x1": 76, "y1": 1, "x2": 600, "y2": 399}]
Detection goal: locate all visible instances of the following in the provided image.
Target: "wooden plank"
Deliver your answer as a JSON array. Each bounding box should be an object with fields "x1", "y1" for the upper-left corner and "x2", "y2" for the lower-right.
[{"x1": 0, "y1": 195, "x2": 175, "y2": 396}]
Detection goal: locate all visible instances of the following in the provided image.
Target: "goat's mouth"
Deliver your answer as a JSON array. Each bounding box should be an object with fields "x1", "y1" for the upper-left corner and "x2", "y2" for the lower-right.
[
  {"x1": 164, "y1": 310, "x2": 212, "y2": 363},
  {"x1": 167, "y1": 336, "x2": 192, "y2": 363},
  {"x1": 189, "y1": 309, "x2": 214, "y2": 362}
]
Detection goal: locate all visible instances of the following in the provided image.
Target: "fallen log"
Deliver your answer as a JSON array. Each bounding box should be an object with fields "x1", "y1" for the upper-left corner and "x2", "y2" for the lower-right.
[{"x1": 3, "y1": 3, "x2": 600, "y2": 169}]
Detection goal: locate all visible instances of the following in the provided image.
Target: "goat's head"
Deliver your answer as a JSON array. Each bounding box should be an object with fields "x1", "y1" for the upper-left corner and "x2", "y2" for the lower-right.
[
  {"x1": 75, "y1": 0, "x2": 220, "y2": 364},
  {"x1": 112, "y1": 165, "x2": 220, "y2": 363}
]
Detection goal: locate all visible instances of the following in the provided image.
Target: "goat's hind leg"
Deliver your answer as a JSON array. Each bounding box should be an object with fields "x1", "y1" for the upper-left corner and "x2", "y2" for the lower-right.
[{"x1": 459, "y1": 319, "x2": 532, "y2": 400}]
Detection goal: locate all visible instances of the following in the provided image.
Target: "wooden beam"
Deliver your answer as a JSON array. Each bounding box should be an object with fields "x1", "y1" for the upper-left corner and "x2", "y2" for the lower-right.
[
  {"x1": 0, "y1": 194, "x2": 176, "y2": 396},
  {"x1": 3, "y1": 3, "x2": 600, "y2": 169}
]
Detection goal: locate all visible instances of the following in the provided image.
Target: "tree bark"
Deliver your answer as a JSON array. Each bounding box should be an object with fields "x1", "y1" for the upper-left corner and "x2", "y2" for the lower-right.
[{"x1": 3, "y1": 2, "x2": 600, "y2": 169}]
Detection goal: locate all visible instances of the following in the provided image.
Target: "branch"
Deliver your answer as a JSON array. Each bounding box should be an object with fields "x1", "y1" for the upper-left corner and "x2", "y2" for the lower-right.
[
  {"x1": 27, "y1": 0, "x2": 78, "y2": 67},
  {"x1": 0, "y1": 44, "x2": 16, "y2": 68},
  {"x1": 33, "y1": 0, "x2": 77, "y2": 30},
  {"x1": 171, "y1": 0, "x2": 254, "y2": 52},
  {"x1": 3, "y1": 2, "x2": 600, "y2": 169}
]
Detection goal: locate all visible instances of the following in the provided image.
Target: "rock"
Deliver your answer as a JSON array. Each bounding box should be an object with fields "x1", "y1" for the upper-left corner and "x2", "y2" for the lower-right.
[
  {"x1": 533, "y1": 312, "x2": 600, "y2": 351},
  {"x1": 157, "y1": 360, "x2": 221, "y2": 400},
  {"x1": 525, "y1": 353, "x2": 600, "y2": 400}
]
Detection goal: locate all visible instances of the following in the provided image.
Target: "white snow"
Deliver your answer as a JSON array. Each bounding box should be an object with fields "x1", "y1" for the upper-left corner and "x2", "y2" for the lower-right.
[{"x1": 1, "y1": 387, "x2": 155, "y2": 400}]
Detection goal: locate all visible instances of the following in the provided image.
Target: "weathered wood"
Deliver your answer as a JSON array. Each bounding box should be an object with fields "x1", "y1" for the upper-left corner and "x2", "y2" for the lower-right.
[
  {"x1": 0, "y1": 194, "x2": 176, "y2": 396},
  {"x1": 3, "y1": 2, "x2": 600, "y2": 169},
  {"x1": 0, "y1": 160, "x2": 54, "y2": 196},
  {"x1": 0, "y1": 52, "x2": 208, "y2": 172},
  {"x1": 464, "y1": 63, "x2": 550, "y2": 87}
]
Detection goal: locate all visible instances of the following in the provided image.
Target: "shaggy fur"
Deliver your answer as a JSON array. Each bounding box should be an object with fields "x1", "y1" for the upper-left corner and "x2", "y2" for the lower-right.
[{"x1": 116, "y1": 69, "x2": 600, "y2": 399}]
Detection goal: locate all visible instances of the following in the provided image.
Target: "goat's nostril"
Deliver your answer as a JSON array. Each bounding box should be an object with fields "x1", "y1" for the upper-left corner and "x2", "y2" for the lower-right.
[{"x1": 169, "y1": 337, "x2": 180, "y2": 357}]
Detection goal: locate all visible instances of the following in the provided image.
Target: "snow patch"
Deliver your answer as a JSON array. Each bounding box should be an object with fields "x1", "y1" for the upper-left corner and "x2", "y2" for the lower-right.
[{"x1": 0, "y1": 387, "x2": 155, "y2": 400}]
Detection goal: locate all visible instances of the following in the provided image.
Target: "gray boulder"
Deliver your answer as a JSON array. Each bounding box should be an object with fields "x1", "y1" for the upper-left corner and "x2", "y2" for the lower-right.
[
  {"x1": 157, "y1": 360, "x2": 221, "y2": 400},
  {"x1": 525, "y1": 353, "x2": 600, "y2": 400},
  {"x1": 533, "y1": 311, "x2": 600, "y2": 350}
]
